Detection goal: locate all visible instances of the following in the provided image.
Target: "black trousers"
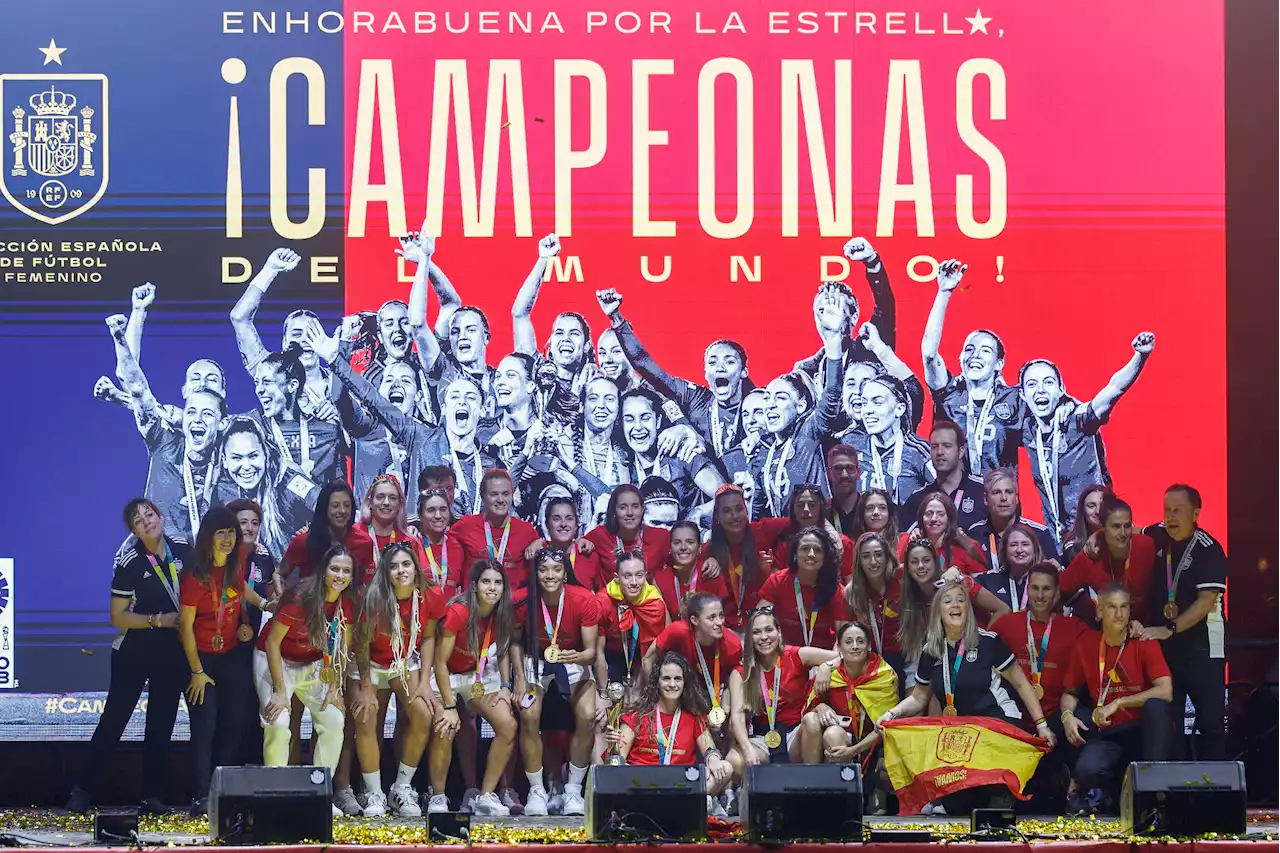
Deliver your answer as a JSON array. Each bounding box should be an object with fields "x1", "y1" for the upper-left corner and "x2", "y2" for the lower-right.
[
  {"x1": 187, "y1": 644, "x2": 253, "y2": 800},
  {"x1": 1167, "y1": 653, "x2": 1226, "y2": 760},
  {"x1": 1073, "y1": 699, "x2": 1169, "y2": 793},
  {"x1": 78, "y1": 636, "x2": 187, "y2": 800}
]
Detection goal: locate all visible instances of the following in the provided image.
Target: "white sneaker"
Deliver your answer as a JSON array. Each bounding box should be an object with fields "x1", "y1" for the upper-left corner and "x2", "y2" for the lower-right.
[
  {"x1": 389, "y1": 784, "x2": 422, "y2": 818},
  {"x1": 460, "y1": 787, "x2": 479, "y2": 813},
  {"x1": 472, "y1": 792, "x2": 510, "y2": 816},
  {"x1": 524, "y1": 788, "x2": 549, "y2": 817},
  {"x1": 499, "y1": 787, "x2": 524, "y2": 815},
  {"x1": 333, "y1": 788, "x2": 362, "y2": 816},
  {"x1": 561, "y1": 791, "x2": 585, "y2": 817},
  {"x1": 427, "y1": 794, "x2": 450, "y2": 814},
  {"x1": 362, "y1": 790, "x2": 388, "y2": 818},
  {"x1": 546, "y1": 781, "x2": 565, "y2": 815},
  {"x1": 721, "y1": 788, "x2": 738, "y2": 817},
  {"x1": 932, "y1": 803, "x2": 947, "y2": 815},
  {"x1": 707, "y1": 794, "x2": 727, "y2": 818},
  {"x1": 331, "y1": 803, "x2": 342, "y2": 819}
]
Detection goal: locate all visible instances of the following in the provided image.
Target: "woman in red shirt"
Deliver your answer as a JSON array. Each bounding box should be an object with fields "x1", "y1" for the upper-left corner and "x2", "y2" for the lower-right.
[
  {"x1": 757, "y1": 527, "x2": 848, "y2": 649},
  {"x1": 1061, "y1": 494, "x2": 1158, "y2": 626},
  {"x1": 542, "y1": 497, "x2": 604, "y2": 593},
  {"x1": 848, "y1": 488, "x2": 902, "y2": 550},
  {"x1": 844, "y1": 532, "x2": 904, "y2": 681},
  {"x1": 429, "y1": 560, "x2": 518, "y2": 817},
  {"x1": 769, "y1": 486, "x2": 855, "y2": 582},
  {"x1": 701, "y1": 485, "x2": 791, "y2": 631},
  {"x1": 595, "y1": 551, "x2": 669, "y2": 689},
  {"x1": 645, "y1": 593, "x2": 742, "y2": 736},
  {"x1": 275, "y1": 482, "x2": 375, "y2": 592},
  {"x1": 607, "y1": 651, "x2": 733, "y2": 809},
  {"x1": 906, "y1": 492, "x2": 988, "y2": 576},
  {"x1": 417, "y1": 488, "x2": 465, "y2": 597},
  {"x1": 897, "y1": 539, "x2": 1009, "y2": 667},
  {"x1": 584, "y1": 484, "x2": 671, "y2": 579},
  {"x1": 255, "y1": 544, "x2": 355, "y2": 817},
  {"x1": 179, "y1": 506, "x2": 269, "y2": 816},
  {"x1": 653, "y1": 520, "x2": 729, "y2": 618},
  {"x1": 726, "y1": 607, "x2": 842, "y2": 767},
  {"x1": 358, "y1": 474, "x2": 429, "y2": 579},
  {"x1": 351, "y1": 543, "x2": 447, "y2": 818},
  {"x1": 514, "y1": 548, "x2": 601, "y2": 817}
]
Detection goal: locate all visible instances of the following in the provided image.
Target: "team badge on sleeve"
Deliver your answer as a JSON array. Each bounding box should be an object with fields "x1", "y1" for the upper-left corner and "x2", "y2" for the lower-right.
[{"x1": 2, "y1": 70, "x2": 108, "y2": 224}]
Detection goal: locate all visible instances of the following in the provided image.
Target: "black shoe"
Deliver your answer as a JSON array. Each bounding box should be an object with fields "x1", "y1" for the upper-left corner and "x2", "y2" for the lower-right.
[
  {"x1": 1065, "y1": 790, "x2": 1089, "y2": 817},
  {"x1": 189, "y1": 798, "x2": 208, "y2": 818},
  {"x1": 65, "y1": 787, "x2": 92, "y2": 815},
  {"x1": 139, "y1": 797, "x2": 171, "y2": 816}
]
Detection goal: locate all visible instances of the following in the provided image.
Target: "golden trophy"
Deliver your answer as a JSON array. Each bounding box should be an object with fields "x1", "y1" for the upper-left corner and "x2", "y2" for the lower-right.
[{"x1": 604, "y1": 681, "x2": 627, "y2": 766}]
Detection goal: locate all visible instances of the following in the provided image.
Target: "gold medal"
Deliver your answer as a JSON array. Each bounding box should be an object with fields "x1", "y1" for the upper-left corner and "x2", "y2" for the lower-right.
[
  {"x1": 470, "y1": 681, "x2": 486, "y2": 700},
  {"x1": 1091, "y1": 707, "x2": 1108, "y2": 727},
  {"x1": 942, "y1": 704, "x2": 958, "y2": 717},
  {"x1": 237, "y1": 624, "x2": 253, "y2": 643},
  {"x1": 319, "y1": 665, "x2": 337, "y2": 685},
  {"x1": 1163, "y1": 602, "x2": 1179, "y2": 620},
  {"x1": 1032, "y1": 682, "x2": 1044, "y2": 700},
  {"x1": 764, "y1": 730, "x2": 782, "y2": 749},
  {"x1": 708, "y1": 707, "x2": 727, "y2": 728},
  {"x1": 210, "y1": 634, "x2": 225, "y2": 652},
  {"x1": 543, "y1": 644, "x2": 561, "y2": 664}
]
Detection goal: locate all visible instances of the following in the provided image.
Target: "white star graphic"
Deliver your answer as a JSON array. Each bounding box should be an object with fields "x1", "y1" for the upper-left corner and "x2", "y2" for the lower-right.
[
  {"x1": 966, "y1": 9, "x2": 993, "y2": 35},
  {"x1": 38, "y1": 38, "x2": 67, "y2": 66}
]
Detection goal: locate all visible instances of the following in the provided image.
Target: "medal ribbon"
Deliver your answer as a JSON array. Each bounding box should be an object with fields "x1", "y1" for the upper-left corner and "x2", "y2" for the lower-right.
[
  {"x1": 372, "y1": 528, "x2": 397, "y2": 565},
  {"x1": 451, "y1": 445, "x2": 483, "y2": 514},
  {"x1": 619, "y1": 608, "x2": 640, "y2": 676},
  {"x1": 146, "y1": 545, "x2": 181, "y2": 609},
  {"x1": 941, "y1": 640, "x2": 965, "y2": 712},
  {"x1": 540, "y1": 591, "x2": 566, "y2": 650},
  {"x1": 1008, "y1": 574, "x2": 1029, "y2": 612},
  {"x1": 392, "y1": 590, "x2": 421, "y2": 682},
  {"x1": 655, "y1": 707, "x2": 681, "y2": 765},
  {"x1": 1034, "y1": 422, "x2": 1062, "y2": 542},
  {"x1": 867, "y1": 592, "x2": 883, "y2": 654},
  {"x1": 759, "y1": 661, "x2": 781, "y2": 735},
  {"x1": 1166, "y1": 538, "x2": 1197, "y2": 609},
  {"x1": 474, "y1": 620, "x2": 495, "y2": 687},
  {"x1": 485, "y1": 519, "x2": 512, "y2": 563},
  {"x1": 966, "y1": 391, "x2": 996, "y2": 471},
  {"x1": 1109, "y1": 552, "x2": 1131, "y2": 587},
  {"x1": 1096, "y1": 634, "x2": 1127, "y2": 707},
  {"x1": 1026, "y1": 614, "x2": 1053, "y2": 685},
  {"x1": 693, "y1": 639, "x2": 723, "y2": 711},
  {"x1": 424, "y1": 537, "x2": 447, "y2": 587},
  {"x1": 271, "y1": 416, "x2": 313, "y2": 476},
  {"x1": 323, "y1": 607, "x2": 344, "y2": 677},
  {"x1": 868, "y1": 432, "x2": 904, "y2": 500},
  {"x1": 673, "y1": 562, "x2": 699, "y2": 605},
  {"x1": 793, "y1": 578, "x2": 819, "y2": 646}
]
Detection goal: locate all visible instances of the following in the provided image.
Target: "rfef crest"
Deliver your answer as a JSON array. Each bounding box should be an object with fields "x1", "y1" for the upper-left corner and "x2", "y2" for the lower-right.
[
  {"x1": 1, "y1": 73, "x2": 108, "y2": 224},
  {"x1": 935, "y1": 724, "x2": 979, "y2": 764}
]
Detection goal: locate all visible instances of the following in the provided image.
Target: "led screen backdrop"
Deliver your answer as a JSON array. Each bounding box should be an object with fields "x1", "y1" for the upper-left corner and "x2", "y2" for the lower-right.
[{"x1": 0, "y1": 0, "x2": 1224, "y2": 738}]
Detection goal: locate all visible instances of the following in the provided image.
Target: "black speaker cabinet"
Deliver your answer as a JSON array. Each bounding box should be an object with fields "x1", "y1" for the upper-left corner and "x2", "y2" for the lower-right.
[
  {"x1": 209, "y1": 765, "x2": 334, "y2": 843},
  {"x1": 586, "y1": 764, "x2": 707, "y2": 841},
  {"x1": 1121, "y1": 761, "x2": 1247, "y2": 836},
  {"x1": 742, "y1": 763, "x2": 863, "y2": 842}
]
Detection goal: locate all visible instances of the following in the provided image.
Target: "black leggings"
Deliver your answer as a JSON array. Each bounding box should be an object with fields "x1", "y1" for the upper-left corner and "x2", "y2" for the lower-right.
[
  {"x1": 78, "y1": 637, "x2": 186, "y2": 800},
  {"x1": 187, "y1": 644, "x2": 253, "y2": 800}
]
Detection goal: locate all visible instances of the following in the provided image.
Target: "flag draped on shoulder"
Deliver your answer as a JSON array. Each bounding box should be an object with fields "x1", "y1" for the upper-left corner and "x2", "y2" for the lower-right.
[
  {"x1": 882, "y1": 716, "x2": 1048, "y2": 815},
  {"x1": 605, "y1": 579, "x2": 668, "y2": 645},
  {"x1": 809, "y1": 653, "x2": 899, "y2": 731}
]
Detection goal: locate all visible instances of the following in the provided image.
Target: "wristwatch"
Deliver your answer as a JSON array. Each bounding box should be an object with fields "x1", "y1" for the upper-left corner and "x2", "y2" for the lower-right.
[{"x1": 1164, "y1": 619, "x2": 1177, "y2": 633}]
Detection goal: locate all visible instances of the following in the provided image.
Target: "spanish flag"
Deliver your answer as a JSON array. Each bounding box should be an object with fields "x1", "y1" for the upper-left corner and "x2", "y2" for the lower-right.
[
  {"x1": 604, "y1": 579, "x2": 668, "y2": 647},
  {"x1": 882, "y1": 717, "x2": 1048, "y2": 815},
  {"x1": 808, "y1": 654, "x2": 899, "y2": 733}
]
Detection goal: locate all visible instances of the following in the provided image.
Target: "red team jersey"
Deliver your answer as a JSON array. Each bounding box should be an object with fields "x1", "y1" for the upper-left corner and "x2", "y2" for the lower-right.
[
  {"x1": 1063, "y1": 632, "x2": 1171, "y2": 726},
  {"x1": 564, "y1": 545, "x2": 607, "y2": 593},
  {"x1": 990, "y1": 611, "x2": 1090, "y2": 714},
  {"x1": 740, "y1": 645, "x2": 811, "y2": 727},
  {"x1": 584, "y1": 524, "x2": 672, "y2": 579},
  {"x1": 452, "y1": 514, "x2": 540, "y2": 592},
  {"x1": 1061, "y1": 534, "x2": 1159, "y2": 624},
  {"x1": 440, "y1": 601, "x2": 503, "y2": 674},
  {"x1": 699, "y1": 517, "x2": 792, "y2": 630},
  {"x1": 528, "y1": 585, "x2": 601, "y2": 653},
  {"x1": 849, "y1": 576, "x2": 903, "y2": 656},
  {"x1": 654, "y1": 620, "x2": 743, "y2": 706},
  {"x1": 756, "y1": 570, "x2": 848, "y2": 649},
  {"x1": 285, "y1": 527, "x2": 377, "y2": 583},
  {"x1": 259, "y1": 596, "x2": 355, "y2": 664},
  {"x1": 366, "y1": 587, "x2": 448, "y2": 668},
  {"x1": 651, "y1": 561, "x2": 731, "y2": 619},
  {"x1": 363, "y1": 525, "x2": 430, "y2": 577},
  {"x1": 421, "y1": 534, "x2": 467, "y2": 599},
  {"x1": 179, "y1": 562, "x2": 249, "y2": 654},
  {"x1": 624, "y1": 707, "x2": 706, "y2": 765},
  {"x1": 769, "y1": 529, "x2": 857, "y2": 583},
  {"x1": 596, "y1": 582, "x2": 669, "y2": 654}
]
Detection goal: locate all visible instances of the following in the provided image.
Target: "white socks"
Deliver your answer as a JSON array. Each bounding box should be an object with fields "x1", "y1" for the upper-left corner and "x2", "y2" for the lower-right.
[
  {"x1": 565, "y1": 763, "x2": 588, "y2": 796},
  {"x1": 396, "y1": 763, "x2": 416, "y2": 787},
  {"x1": 525, "y1": 768, "x2": 546, "y2": 794},
  {"x1": 362, "y1": 772, "x2": 382, "y2": 796}
]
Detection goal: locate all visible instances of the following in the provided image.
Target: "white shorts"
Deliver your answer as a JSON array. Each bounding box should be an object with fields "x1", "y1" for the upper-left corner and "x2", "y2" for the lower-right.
[
  {"x1": 749, "y1": 727, "x2": 801, "y2": 756},
  {"x1": 446, "y1": 669, "x2": 502, "y2": 699},
  {"x1": 347, "y1": 656, "x2": 422, "y2": 690},
  {"x1": 523, "y1": 655, "x2": 590, "y2": 689}
]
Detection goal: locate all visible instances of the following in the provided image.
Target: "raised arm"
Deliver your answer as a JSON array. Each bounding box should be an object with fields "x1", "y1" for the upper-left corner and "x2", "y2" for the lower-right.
[
  {"x1": 229, "y1": 248, "x2": 301, "y2": 373},
  {"x1": 920, "y1": 260, "x2": 967, "y2": 392},
  {"x1": 843, "y1": 237, "x2": 895, "y2": 350},
  {"x1": 511, "y1": 233, "x2": 561, "y2": 355},
  {"x1": 427, "y1": 261, "x2": 462, "y2": 341},
  {"x1": 596, "y1": 288, "x2": 702, "y2": 413},
  {"x1": 304, "y1": 325, "x2": 416, "y2": 441},
  {"x1": 124, "y1": 283, "x2": 155, "y2": 363},
  {"x1": 401, "y1": 232, "x2": 442, "y2": 374},
  {"x1": 1089, "y1": 333, "x2": 1155, "y2": 420},
  {"x1": 107, "y1": 314, "x2": 159, "y2": 432}
]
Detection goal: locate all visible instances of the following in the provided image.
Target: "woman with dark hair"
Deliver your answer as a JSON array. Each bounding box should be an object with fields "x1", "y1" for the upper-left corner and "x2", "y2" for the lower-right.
[
  {"x1": 595, "y1": 551, "x2": 669, "y2": 689},
  {"x1": 653, "y1": 520, "x2": 729, "y2": 618},
  {"x1": 645, "y1": 593, "x2": 742, "y2": 739},
  {"x1": 429, "y1": 560, "x2": 519, "y2": 816},
  {"x1": 907, "y1": 492, "x2": 988, "y2": 575},
  {"x1": 1061, "y1": 494, "x2": 1159, "y2": 625},
  {"x1": 583, "y1": 483, "x2": 671, "y2": 579},
  {"x1": 275, "y1": 481, "x2": 375, "y2": 593},
  {"x1": 850, "y1": 488, "x2": 903, "y2": 553},
  {"x1": 756, "y1": 527, "x2": 848, "y2": 648},
  {"x1": 1062, "y1": 484, "x2": 1111, "y2": 564},
  {"x1": 618, "y1": 387, "x2": 725, "y2": 511},
  {"x1": 256, "y1": 544, "x2": 355, "y2": 817},
  {"x1": 769, "y1": 485, "x2": 855, "y2": 582},
  {"x1": 977, "y1": 522, "x2": 1046, "y2": 612},
  {"x1": 215, "y1": 414, "x2": 316, "y2": 558},
  {"x1": 700, "y1": 485, "x2": 790, "y2": 631},
  {"x1": 350, "y1": 543, "x2": 446, "y2": 817},
  {"x1": 513, "y1": 549, "x2": 601, "y2": 817},
  {"x1": 66, "y1": 499, "x2": 190, "y2": 815},
  {"x1": 179, "y1": 505, "x2": 268, "y2": 815},
  {"x1": 553, "y1": 375, "x2": 628, "y2": 497},
  {"x1": 607, "y1": 651, "x2": 733, "y2": 809},
  {"x1": 417, "y1": 488, "x2": 465, "y2": 598},
  {"x1": 897, "y1": 539, "x2": 1008, "y2": 668},
  {"x1": 542, "y1": 496, "x2": 604, "y2": 592}
]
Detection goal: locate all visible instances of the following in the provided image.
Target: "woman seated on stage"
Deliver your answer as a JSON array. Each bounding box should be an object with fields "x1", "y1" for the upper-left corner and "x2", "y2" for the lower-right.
[
  {"x1": 845, "y1": 532, "x2": 906, "y2": 689},
  {"x1": 801, "y1": 622, "x2": 898, "y2": 812},
  {"x1": 596, "y1": 551, "x2": 669, "y2": 689},
  {"x1": 350, "y1": 543, "x2": 446, "y2": 817},
  {"x1": 652, "y1": 519, "x2": 729, "y2": 619},
  {"x1": 645, "y1": 593, "x2": 740, "y2": 736},
  {"x1": 429, "y1": 559, "x2": 518, "y2": 816},
  {"x1": 756, "y1": 526, "x2": 848, "y2": 649},
  {"x1": 727, "y1": 607, "x2": 842, "y2": 772},
  {"x1": 876, "y1": 578, "x2": 1054, "y2": 812},
  {"x1": 256, "y1": 544, "x2": 355, "y2": 817},
  {"x1": 607, "y1": 651, "x2": 733, "y2": 812},
  {"x1": 417, "y1": 488, "x2": 465, "y2": 598},
  {"x1": 514, "y1": 548, "x2": 602, "y2": 817}
]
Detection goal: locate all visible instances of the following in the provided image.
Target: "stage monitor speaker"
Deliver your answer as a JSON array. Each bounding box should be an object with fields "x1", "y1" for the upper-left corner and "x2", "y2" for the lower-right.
[
  {"x1": 970, "y1": 807, "x2": 1016, "y2": 835},
  {"x1": 92, "y1": 812, "x2": 138, "y2": 845},
  {"x1": 1121, "y1": 761, "x2": 1247, "y2": 837},
  {"x1": 209, "y1": 765, "x2": 334, "y2": 843},
  {"x1": 426, "y1": 811, "x2": 471, "y2": 842},
  {"x1": 585, "y1": 764, "x2": 707, "y2": 841},
  {"x1": 741, "y1": 763, "x2": 863, "y2": 842}
]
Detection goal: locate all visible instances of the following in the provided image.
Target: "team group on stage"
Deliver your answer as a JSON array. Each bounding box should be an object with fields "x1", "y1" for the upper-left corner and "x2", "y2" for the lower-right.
[{"x1": 71, "y1": 234, "x2": 1226, "y2": 821}]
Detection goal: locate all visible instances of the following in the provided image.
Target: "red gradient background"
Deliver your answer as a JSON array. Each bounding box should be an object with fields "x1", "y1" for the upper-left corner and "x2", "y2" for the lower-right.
[{"x1": 342, "y1": 0, "x2": 1226, "y2": 537}]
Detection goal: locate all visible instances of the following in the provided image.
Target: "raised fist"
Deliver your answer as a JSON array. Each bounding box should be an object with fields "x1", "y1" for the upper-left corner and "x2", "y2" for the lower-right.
[
  {"x1": 858, "y1": 321, "x2": 884, "y2": 351},
  {"x1": 131, "y1": 283, "x2": 156, "y2": 310},
  {"x1": 538, "y1": 233, "x2": 561, "y2": 259},
  {"x1": 266, "y1": 248, "x2": 301, "y2": 272},
  {"x1": 936, "y1": 259, "x2": 967, "y2": 293},
  {"x1": 338, "y1": 314, "x2": 363, "y2": 343},
  {"x1": 596, "y1": 288, "x2": 623, "y2": 317},
  {"x1": 93, "y1": 375, "x2": 116, "y2": 401},
  {"x1": 1131, "y1": 332, "x2": 1155, "y2": 355},
  {"x1": 843, "y1": 237, "x2": 876, "y2": 263},
  {"x1": 105, "y1": 314, "x2": 128, "y2": 340}
]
